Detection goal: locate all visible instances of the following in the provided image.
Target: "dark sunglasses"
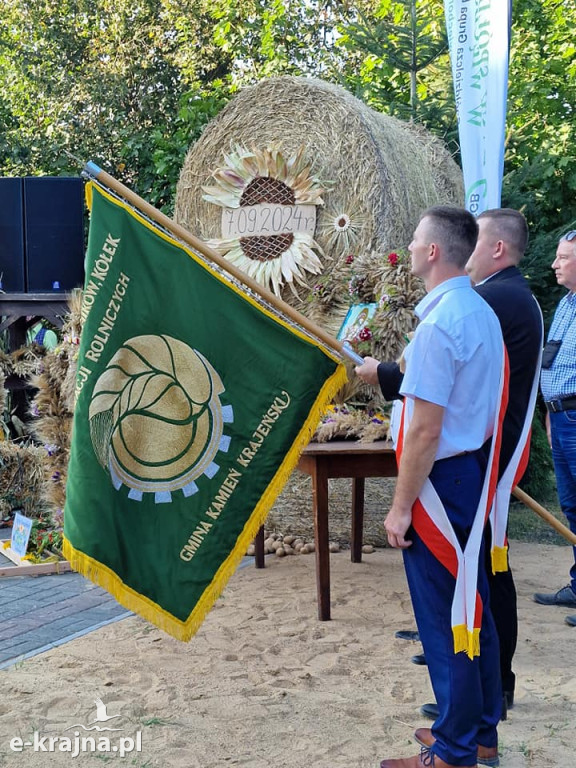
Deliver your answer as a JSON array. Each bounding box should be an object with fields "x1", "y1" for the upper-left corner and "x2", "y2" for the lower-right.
[{"x1": 562, "y1": 230, "x2": 576, "y2": 242}]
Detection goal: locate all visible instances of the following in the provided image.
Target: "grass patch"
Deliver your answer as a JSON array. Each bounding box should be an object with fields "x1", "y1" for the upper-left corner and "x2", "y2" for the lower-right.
[{"x1": 508, "y1": 488, "x2": 569, "y2": 545}]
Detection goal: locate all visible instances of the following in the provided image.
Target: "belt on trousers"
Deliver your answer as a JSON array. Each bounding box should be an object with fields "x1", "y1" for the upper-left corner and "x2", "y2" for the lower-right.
[{"x1": 545, "y1": 396, "x2": 576, "y2": 413}]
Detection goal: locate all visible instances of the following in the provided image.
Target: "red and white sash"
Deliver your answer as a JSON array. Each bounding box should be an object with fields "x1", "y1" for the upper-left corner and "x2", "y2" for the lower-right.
[
  {"x1": 489, "y1": 302, "x2": 544, "y2": 572},
  {"x1": 395, "y1": 345, "x2": 509, "y2": 659}
]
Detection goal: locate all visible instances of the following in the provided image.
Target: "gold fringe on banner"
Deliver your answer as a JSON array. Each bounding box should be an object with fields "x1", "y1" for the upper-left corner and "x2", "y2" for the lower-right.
[
  {"x1": 64, "y1": 363, "x2": 347, "y2": 642},
  {"x1": 65, "y1": 172, "x2": 351, "y2": 641}
]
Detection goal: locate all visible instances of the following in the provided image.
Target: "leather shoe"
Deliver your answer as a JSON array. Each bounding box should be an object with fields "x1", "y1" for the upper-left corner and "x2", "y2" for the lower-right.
[
  {"x1": 420, "y1": 702, "x2": 439, "y2": 719},
  {"x1": 414, "y1": 728, "x2": 498, "y2": 768},
  {"x1": 533, "y1": 585, "x2": 576, "y2": 607},
  {"x1": 566, "y1": 614, "x2": 576, "y2": 627},
  {"x1": 411, "y1": 653, "x2": 427, "y2": 666},
  {"x1": 380, "y1": 747, "x2": 477, "y2": 768},
  {"x1": 395, "y1": 629, "x2": 421, "y2": 641}
]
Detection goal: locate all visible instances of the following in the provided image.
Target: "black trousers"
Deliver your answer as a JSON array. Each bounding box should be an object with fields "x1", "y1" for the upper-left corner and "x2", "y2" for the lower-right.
[{"x1": 484, "y1": 526, "x2": 517, "y2": 696}]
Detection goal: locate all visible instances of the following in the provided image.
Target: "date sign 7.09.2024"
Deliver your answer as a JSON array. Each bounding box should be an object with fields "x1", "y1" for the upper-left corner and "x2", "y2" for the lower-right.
[{"x1": 221, "y1": 203, "x2": 316, "y2": 239}]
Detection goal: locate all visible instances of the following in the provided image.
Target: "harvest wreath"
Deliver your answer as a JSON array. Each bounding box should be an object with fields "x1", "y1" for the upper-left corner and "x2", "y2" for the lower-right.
[{"x1": 312, "y1": 249, "x2": 423, "y2": 443}]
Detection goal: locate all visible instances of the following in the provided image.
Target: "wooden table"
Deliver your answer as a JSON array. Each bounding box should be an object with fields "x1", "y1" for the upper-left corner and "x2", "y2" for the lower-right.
[{"x1": 255, "y1": 440, "x2": 398, "y2": 621}]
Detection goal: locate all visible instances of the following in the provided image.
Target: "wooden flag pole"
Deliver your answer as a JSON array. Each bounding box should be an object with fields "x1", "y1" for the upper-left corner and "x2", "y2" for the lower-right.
[
  {"x1": 83, "y1": 162, "x2": 363, "y2": 365},
  {"x1": 512, "y1": 486, "x2": 576, "y2": 545}
]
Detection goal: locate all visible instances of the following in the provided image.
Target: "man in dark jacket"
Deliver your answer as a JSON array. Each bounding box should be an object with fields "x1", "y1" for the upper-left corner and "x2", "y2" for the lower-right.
[
  {"x1": 467, "y1": 209, "x2": 543, "y2": 475},
  {"x1": 465, "y1": 208, "x2": 543, "y2": 712}
]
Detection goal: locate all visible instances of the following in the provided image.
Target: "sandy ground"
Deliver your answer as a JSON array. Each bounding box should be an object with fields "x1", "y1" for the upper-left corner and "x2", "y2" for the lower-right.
[{"x1": 0, "y1": 541, "x2": 574, "y2": 768}]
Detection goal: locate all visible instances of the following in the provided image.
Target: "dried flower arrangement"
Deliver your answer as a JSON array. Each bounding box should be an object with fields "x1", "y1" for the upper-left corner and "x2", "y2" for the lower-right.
[
  {"x1": 0, "y1": 291, "x2": 82, "y2": 562},
  {"x1": 312, "y1": 249, "x2": 424, "y2": 442}
]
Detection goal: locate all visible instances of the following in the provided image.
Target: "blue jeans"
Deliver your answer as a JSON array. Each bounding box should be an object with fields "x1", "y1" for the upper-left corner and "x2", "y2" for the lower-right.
[{"x1": 550, "y1": 410, "x2": 576, "y2": 592}]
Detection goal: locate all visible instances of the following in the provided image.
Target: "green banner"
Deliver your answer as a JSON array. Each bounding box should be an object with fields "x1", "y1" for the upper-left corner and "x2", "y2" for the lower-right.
[{"x1": 63, "y1": 182, "x2": 346, "y2": 640}]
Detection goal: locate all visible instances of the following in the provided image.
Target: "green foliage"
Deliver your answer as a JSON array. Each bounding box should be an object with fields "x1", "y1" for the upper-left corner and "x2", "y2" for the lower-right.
[
  {"x1": 31, "y1": 519, "x2": 63, "y2": 556},
  {"x1": 501, "y1": 0, "x2": 576, "y2": 322},
  {"x1": 147, "y1": 87, "x2": 231, "y2": 213},
  {"x1": 336, "y1": 1, "x2": 458, "y2": 150},
  {"x1": 507, "y1": 498, "x2": 565, "y2": 544},
  {"x1": 504, "y1": 148, "x2": 576, "y2": 325},
  {"x1": 0, "y1": 0, "x2": 228, "y2": 207},
  {"x1": 0, "y1": 0, "x2": 573, "y2": 249},
  {"x1": 338, "y1": 0, "x2": 576, "y2": 294},
  {"x1": 519, "y1": 411, "x2": 555, "y2": 503},
  {"x1": 207, "y1": 0, "x2": 347, "y2": 80},
  {"x1": 341, "y1": 2, "x2": 446, "y2": 105}
]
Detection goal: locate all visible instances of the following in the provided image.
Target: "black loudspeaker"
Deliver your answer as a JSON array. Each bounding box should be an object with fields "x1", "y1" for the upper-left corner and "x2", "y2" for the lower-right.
[
  {"x1": 0, "y1": 177, "x2": 26, "y2": 292},
  {"x1": 24, "y1": 176, "x2": 85, "y2": 292}
]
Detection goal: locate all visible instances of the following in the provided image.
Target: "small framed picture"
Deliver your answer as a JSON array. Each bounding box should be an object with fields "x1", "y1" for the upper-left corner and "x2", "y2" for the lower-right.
[
  {"x1": 10, "y1": 512, "x2": 33, "y2": 559},
  {"x1": 337, "y1": 303, "x2": 377, "y2": 343}
]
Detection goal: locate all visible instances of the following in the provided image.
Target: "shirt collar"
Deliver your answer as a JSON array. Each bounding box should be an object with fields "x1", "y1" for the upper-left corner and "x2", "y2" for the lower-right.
[
  {"x1": 475, "y1": 268, "x2": 506, "y2": 286},
  {"x1": 415, "y1": 276, "x2": 472, "y2": 320}
]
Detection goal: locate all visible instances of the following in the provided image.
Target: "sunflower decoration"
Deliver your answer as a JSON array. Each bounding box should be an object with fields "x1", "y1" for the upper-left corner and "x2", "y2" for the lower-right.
[
  {"x1": 317, "y1": 201, "x2": 367, "y2": 259},
  {"x1": 202, "y1": 145, "x2": 326, "y2": 297}
]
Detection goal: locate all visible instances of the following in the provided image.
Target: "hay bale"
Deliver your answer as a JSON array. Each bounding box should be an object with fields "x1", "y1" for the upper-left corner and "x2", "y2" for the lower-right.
[
  {"x1": 175, "y1": 75, "x2": 463, "y2": 337},
  {"x1": 0, "y1": 442, "x2": 46, "y2": 518},
  {"x1": 27, "y1": 288, "x2": 83, "y2": 514},
  {"x1": 174, "y1": 76, "x2": 464, "y2": 545}
]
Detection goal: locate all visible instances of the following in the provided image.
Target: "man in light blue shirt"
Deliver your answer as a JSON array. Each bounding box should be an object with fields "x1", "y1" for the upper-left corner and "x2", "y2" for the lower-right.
[
  {"x1": 357, "y1": 206, "x2": 505, "y2": 768},
  {"x1": 535, "y1": 230, "x2": 576, "y2": 625}
]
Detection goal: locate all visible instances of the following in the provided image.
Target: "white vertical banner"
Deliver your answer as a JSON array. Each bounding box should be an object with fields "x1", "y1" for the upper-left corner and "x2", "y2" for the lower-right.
[{"x1": 444, "y1": 0, "x2": 512, "y2": 214}]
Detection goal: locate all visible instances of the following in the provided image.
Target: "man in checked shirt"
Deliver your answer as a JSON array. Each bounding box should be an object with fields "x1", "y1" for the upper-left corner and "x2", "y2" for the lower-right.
[{"x1": 535, "y1": 229, "x2": 576, "y2": 626}]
